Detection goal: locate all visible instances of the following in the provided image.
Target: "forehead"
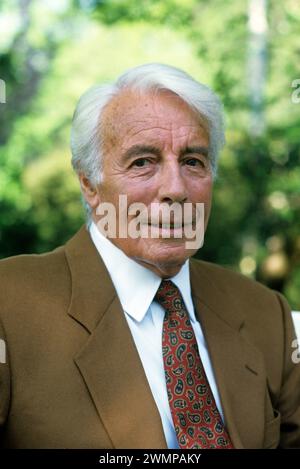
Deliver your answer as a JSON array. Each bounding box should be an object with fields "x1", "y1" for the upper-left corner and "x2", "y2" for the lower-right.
[{"x1": 101, "y1": 89, "x2": 209, "y2": 148}]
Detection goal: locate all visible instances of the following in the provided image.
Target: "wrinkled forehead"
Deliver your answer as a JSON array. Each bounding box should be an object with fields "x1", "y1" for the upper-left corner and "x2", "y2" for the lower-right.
[{"x1": 100, "y1": 88, "x2": 210, "y2": 149}]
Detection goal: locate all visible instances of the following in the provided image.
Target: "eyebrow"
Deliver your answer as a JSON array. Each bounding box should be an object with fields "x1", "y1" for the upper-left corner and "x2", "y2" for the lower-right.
[
  {"x1": 123, "y1": 144, "x2": 209, "y2": 161},
  {"x1": 123, "y1": 145, "x2": 160, "y2": 162},
  {"x1": 180, "y1": 146, "x2": 209, "y2": 158}
]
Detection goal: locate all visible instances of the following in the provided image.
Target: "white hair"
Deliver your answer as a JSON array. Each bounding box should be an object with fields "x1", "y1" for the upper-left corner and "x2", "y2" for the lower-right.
[{"x1": 70, "y1": 63, "x2": 225, "y2": 218}]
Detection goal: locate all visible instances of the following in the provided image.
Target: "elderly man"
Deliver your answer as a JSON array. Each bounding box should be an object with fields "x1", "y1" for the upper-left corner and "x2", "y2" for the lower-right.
[{"x1": 0, "y1": 64, "x2": 299, "y2": 449}]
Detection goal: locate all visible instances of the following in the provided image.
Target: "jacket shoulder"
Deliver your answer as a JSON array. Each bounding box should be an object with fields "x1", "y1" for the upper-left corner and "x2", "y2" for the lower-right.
[
  {"x1": 0, "y1": 246, "x2": 71, "y2": 315},
  {"x1": 191, "y1": 257, "x2": 273, "y2": 298},
  {"x1": 0, "y1": 245, "x2": 67, "y2": 279},
  {"x1": 190, "y1": 257, "x2": 289, "y2": 330}
]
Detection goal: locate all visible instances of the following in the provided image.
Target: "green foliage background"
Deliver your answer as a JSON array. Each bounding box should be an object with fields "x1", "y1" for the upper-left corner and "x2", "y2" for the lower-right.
[{"x1": 0, "y1": 0, "x2": 299, "y2": 308}]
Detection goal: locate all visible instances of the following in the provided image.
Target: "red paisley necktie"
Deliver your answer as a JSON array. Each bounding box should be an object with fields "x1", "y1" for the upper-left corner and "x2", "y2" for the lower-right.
[{"x1": 155, "y1": 280, "x2": 234, "y2": 449}]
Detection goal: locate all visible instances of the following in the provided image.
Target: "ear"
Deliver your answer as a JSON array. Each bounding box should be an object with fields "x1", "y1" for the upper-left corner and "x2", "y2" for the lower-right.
[{"x1": 79, "y1": 174, "x2": 100, "y2": 210}]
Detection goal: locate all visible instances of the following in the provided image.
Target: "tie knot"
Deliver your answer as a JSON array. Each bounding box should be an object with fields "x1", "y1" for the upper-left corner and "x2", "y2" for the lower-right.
[{"x1": 155, "y1": 280, "x2": 184, "y2": 312}]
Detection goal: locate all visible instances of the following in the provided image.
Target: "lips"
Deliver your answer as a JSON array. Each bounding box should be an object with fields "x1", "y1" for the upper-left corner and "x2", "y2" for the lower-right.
[
  {"x1": 148, "y1": 222, "x2": 190, "y2": 229},
  {"x1": 135, "y1": 203, "x2": 201, "y2": 232}
]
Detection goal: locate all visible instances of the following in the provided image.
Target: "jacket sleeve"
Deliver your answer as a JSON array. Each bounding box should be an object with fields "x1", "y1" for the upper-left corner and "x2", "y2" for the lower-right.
[
  {"x1": 276, "y1": 292, "x2": 300, "y2": 448},
  {"x1": 0, "y1": 317, "x2": 10, "y2": 442}
]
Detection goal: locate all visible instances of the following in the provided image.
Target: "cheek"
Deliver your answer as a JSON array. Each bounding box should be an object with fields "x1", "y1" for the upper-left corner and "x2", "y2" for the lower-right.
[
  {"x1": 121, "y1": 179, "x2": 158, "y2": 205},
  {"x1": 188, "y1": 178, "x2": 213, "y2": 203},
  {"x1": 100, "y1": 178, "x2": 158, "y2": 217}
]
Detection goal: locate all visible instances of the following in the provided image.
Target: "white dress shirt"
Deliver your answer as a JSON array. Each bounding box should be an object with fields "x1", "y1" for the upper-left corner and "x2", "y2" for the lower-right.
[{"x1": 89, "y1": 222, "x2": 224, "y2": 449}]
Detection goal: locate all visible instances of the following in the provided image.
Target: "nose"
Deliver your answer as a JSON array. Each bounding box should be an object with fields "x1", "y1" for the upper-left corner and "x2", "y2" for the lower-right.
[{"x1": 157, "y1": 159, "x2": 188, "y2": 203}]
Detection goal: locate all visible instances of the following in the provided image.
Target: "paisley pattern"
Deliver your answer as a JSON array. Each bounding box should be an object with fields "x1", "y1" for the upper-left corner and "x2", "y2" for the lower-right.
[{"x1": 155, "y1": 280, "x2": 234, "y2": 449}]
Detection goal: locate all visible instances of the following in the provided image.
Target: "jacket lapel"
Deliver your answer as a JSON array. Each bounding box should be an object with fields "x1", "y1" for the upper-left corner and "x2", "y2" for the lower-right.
[
  {"x1": 190, "y1": 259, "x2": 267, "y2": 449},
  {"x1": 65, "y1": 226, "x2": 167, "y2": 448}
]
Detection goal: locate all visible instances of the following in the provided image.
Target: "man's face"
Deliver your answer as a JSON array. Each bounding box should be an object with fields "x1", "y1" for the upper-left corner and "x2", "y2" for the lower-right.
[{"x1": 90, "y1": 90, "x2": 213, "y2": 277}]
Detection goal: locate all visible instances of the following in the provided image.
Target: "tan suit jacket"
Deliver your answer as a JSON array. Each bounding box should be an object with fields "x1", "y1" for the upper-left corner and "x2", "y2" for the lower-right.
[{"x1": 0, "y1": 225, "x2": 299, "y2": 448}]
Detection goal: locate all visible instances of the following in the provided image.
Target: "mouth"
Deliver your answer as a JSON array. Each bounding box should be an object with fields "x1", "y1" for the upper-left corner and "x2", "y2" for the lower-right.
[
  {"x1": 142, "y1": 222, "x2": 196, "y2": 239},
  {"x1": 148, "y1": 223, "x2": 188, "y2": 229},
  {"x1": 146, "y1": 220, "x2": 195, "y2": 229}
]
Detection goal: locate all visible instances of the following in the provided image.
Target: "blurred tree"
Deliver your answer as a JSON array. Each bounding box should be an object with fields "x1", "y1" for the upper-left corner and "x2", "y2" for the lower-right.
[
  {"x1": 0, "y1": 0, "x2": 299, "y2": 307},
  {"x1": 0, "y1": 0, "x2": 85, "y2": 255}
]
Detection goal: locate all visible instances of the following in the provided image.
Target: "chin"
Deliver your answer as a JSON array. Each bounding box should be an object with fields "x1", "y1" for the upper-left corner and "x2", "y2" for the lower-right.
[
  {"x1": 134, "y1": 240, "x2": 194, "y2": 276},
  {"x1": 160, "y1": 240, "x2": 197, "y2": 258}
]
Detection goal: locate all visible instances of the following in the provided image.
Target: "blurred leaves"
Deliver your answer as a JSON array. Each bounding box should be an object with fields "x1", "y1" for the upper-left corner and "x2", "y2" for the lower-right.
[
  {"x1": 0, "y1": 0, "x2": 300, "y2": 308},
  {"x1": 86, "y1": 0, "x2": 195, "y2": 26}
]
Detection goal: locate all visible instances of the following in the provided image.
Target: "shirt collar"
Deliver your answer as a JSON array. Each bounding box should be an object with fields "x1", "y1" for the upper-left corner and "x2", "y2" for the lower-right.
[{"x1": 89, "y1": 222, "x2": 194, "y2": 323}]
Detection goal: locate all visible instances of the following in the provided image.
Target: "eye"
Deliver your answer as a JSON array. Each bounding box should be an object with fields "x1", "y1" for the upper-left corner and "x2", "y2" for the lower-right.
[
  {"x1": 184, "y1": 157, "x2": 205, "y2": 167},
  {"x1": 131, "y1": 158, "x2": 151, "y2": 168}
]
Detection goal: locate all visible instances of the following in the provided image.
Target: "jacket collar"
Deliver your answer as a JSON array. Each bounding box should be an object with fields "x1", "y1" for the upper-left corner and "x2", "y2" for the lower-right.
[{"x1": 64, "y1": 225, "x2": 116, "y2": 333}]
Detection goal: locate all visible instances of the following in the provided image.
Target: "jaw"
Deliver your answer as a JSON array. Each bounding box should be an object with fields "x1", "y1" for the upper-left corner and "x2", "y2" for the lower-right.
[{"x1": 130, "y1": 239, "x2": 196, "y2": 278}]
